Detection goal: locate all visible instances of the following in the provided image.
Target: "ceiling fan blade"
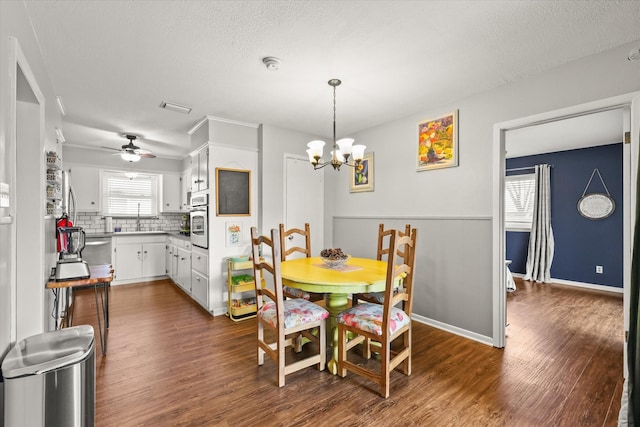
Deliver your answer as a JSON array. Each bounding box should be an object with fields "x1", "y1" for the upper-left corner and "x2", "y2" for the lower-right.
[
  {"x1": 101, "y1": 146, "x2": 122, "y2": 152},
  {"x1": 139, "y1": 153, "x2": 156, "y2": 158}
]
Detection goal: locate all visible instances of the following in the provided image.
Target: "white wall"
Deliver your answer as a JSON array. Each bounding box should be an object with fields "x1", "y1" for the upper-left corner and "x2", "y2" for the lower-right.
[
  {"x1": 1, "y1": 1, "x2": 62, "y2": 358},
  {"x1": 258, "y1": 124, "x2": 324, "y2": 234},
  {"x1": 326, "y1": 40, "x2": 640, "y2": 340},
  {"x1": 208, "y1": 144, "x2": 258, "y2": 314}
]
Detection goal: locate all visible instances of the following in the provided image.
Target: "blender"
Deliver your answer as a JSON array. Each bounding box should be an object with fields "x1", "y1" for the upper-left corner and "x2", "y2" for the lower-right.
[{"x1": 55, "y1": 226, "x2": 91, "y2": 281}]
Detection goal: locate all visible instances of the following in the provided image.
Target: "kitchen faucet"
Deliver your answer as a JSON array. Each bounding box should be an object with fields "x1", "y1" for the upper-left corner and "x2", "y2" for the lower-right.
[{"x1": 136, "y1": 203, "x2": 141, "y2": 231}]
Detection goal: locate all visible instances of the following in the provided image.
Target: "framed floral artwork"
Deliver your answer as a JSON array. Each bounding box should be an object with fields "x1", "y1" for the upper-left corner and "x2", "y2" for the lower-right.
[
  {"x1": 417, "y1": 110, "x2": 458, "y2": 171},
  {"x1": 350, "y1": 152, "x2": 374, "y2": 193}
]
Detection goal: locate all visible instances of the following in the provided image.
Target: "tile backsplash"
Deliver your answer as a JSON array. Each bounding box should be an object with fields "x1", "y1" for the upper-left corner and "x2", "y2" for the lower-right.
[{"x1": 75, "y1": 212, "x2": 185, "y2": 234}]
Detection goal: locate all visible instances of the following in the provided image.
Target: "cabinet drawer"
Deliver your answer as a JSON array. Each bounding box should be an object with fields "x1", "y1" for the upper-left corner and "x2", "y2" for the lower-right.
[
  {"x1": 191, "y1": 270, "x2": 208, "y2": 307},
  {"x1": 192, "y1": 250, "x2": 208, "y2": 275}
]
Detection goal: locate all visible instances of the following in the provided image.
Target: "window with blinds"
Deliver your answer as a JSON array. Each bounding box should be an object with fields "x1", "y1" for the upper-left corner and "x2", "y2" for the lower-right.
[
  {"x1": 505, "y1": 173, "x2": 536, "y2": 231},
  {"x1": 102, "y1": 171, "x2": 159, "y2": 216}
]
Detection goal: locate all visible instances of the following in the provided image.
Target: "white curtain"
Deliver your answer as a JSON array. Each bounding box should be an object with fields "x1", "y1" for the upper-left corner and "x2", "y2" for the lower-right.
[{"x1": 524, "y1": 164, "x2": 554, "y2": 283}]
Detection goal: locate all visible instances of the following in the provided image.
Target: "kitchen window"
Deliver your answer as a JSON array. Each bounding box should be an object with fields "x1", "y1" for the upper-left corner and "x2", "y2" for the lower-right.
[
  {"x1": 505, "y1": 173, "x2": 535, "y2": 231},
  {"x1": 102, "y1": 171, "x2": 159, "y2": 217}
]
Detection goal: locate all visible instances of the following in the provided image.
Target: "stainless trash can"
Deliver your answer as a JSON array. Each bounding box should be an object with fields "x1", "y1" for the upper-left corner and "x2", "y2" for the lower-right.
[{"x1": 2, "y1": 325, "x2": 95, "y2": 427}]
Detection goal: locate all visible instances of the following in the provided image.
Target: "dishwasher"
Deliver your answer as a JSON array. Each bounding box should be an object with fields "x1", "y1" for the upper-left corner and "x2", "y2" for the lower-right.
[{"x1": 83, "y1": 235, "x2": 113, "y2": 267}]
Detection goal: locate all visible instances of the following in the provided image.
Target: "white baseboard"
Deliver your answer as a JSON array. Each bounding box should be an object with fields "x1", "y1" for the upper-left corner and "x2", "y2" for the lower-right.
[
  {"x1": 511, "y1": 272, "x2": 623, "y2": 294},
  {"x1": 411, "y1": 313, "x2": 494, "y2": 347},
  {"x1": 112, "y1": 275, "x2": 168, "y2": 286}
]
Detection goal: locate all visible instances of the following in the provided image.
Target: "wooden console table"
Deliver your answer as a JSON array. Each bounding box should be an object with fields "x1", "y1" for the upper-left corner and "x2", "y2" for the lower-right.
[{"x1": 46, "y1": 264, "x2": 113, "y2": 355}]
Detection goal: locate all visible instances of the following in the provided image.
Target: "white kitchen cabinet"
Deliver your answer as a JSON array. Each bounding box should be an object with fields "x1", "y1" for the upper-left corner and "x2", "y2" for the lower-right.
[
  {"x1": 176, "y1": 247, "x2": 191, "y2": 292},
  {"x1": 114, "y1": 243, "x2": 141, "y2": 281},
  {"x1": 113, "y1": 235, "x2": 167, "y2": 284},
  {"x1": 191, "y1": 145, "x2": 209, "y2": 192},
  {"x1": 191, "y1": 247, "x2": 209, "y2": 309},
  {"x1": 166, "y1": 240, "x2": 177, "y2": 279},
  {"x1": 181, "y1": 168, "x2": 191, "y2": 210},
  {"x1": 67, "y1": 164, "x2": 100, "y2": 212},
  {"x1": 142, "y1": 242, "x2": 166, "y2": 277},
  {"x1": 161, "y1": 174, "x2": 181, "y2": 212}
]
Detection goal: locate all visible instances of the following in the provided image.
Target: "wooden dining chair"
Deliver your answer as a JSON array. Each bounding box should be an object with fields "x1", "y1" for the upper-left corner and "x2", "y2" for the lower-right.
[
  {"x1": 336, "y1": 228, "x2": 418, "y2": 398},
  {"x1": 352, "y1": 223, "x2": 412, "y2": 306},
  {"x1": 278, "y1": 223, "x2": 324, "y2": 302},
  {"x1": 250, "y1": 227, "x2": 329, "y2": 387}
]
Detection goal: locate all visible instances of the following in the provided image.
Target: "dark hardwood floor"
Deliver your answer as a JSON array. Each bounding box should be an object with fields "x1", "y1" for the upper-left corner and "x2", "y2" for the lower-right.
[{"x1": 72, "y1": 277, "x2": 623, "y2": 426}]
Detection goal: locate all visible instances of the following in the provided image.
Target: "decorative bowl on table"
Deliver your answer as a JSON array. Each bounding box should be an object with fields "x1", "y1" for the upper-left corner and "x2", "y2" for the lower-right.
[{"x1": 320, "y1": 248, "x2": 350, "y2": 269}]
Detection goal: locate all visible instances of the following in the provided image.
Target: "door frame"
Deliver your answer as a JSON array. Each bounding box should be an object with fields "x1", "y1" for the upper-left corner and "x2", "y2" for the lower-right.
[
  {"x1": 492, "y1": 91, "x2": 640, "y2": 349},
  {"x1": 7, "y1": 36, "x2": 46, "y2": 343},
  {"x1": 283, "y1": 153, "x2": 324, "y2": 252}
]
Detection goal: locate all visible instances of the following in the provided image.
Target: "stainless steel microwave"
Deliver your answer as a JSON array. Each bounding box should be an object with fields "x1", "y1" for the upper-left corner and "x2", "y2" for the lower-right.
[
  {"x1": 190, "y1": 206, "x2": 208, "y2": 249},
  {"x1": 191, "y1": 193, "x2": 208, "y2": 207}
]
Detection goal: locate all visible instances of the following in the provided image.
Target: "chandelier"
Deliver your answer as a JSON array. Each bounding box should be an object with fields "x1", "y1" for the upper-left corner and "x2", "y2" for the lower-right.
[{"x1": 306, "y1": 79, "x2": 366, "y2": 170}]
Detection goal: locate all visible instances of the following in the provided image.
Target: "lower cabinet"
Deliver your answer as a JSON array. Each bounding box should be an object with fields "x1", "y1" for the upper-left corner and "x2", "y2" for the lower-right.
[
  {"x1": 176, "y1": 247, "x2": 191, "y2": 293},
  {"x1": 191, "y1": 247, "x2": 209, "y2": 309},
  {"x1": 113, "y1": 235, "x2": 166, "y2": 284}
]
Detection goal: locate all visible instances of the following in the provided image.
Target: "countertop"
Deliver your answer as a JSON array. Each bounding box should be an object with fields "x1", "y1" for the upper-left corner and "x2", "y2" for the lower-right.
[{"x1": 86, "y1": 231, "x2": 190, "y2": 240}]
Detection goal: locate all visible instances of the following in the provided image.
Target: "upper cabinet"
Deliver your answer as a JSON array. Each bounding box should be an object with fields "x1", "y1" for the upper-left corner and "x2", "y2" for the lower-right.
[
  {"x1": 181, "y1": 168, "x2": 192, "y2": 210},
  {"x1": 191, "y1": 145, "x2": 209, "y2": 193},
  {"x1": 67, "y1": 164, "x2": 100, "y2": 212},
  {"x1": 160, "y1": 173, "x2": 181, "y2": 212}
]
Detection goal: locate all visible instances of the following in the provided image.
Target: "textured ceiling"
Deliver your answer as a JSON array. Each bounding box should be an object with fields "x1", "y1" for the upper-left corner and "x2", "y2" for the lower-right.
[{"x1": 22, "y1": 0, "x2": 640, "y2": 159}]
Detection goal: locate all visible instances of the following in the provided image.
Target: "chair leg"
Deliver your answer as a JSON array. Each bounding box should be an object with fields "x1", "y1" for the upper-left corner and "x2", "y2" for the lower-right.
[
  {"x1": 257, "y1": 322, "x2": 265, "y2": 366},
  {"x1": 381, "y1": 342, "x2": 390, "y2": 399},
  {"x1": 404, "y1": 329, "x2": 411, "y2": 376},
  {"x1": 278, "y1": 330, "x2": 286, "y2": 387},
  {"x1": 318, "y1": 322, "x2": 326, "y2": 371},
  {"x1": 337, "y1": 325, "x2": 347, "y2": 377},
  {"x1": 363, "y1": 337, "x2": 372, "y2": 359}
]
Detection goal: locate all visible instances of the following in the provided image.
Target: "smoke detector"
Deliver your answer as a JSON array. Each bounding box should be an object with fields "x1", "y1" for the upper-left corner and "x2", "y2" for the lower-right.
[
  {"x1": 262, "y1": 57, "x2": 281, "y2": 70},
  {"x1": 628, "y1": 48, "x2": 640, "y2": 61}
]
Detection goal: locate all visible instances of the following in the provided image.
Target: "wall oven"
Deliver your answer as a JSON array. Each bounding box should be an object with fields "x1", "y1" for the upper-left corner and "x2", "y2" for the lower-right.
[{"x1": 190, "y1": 194, "x2": 208, "y2": 249}]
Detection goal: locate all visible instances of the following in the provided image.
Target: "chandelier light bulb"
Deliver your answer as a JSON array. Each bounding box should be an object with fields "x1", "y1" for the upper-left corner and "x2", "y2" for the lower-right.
[{"x1": 352, "y1": 145, "x2": 367, "y2": 162}]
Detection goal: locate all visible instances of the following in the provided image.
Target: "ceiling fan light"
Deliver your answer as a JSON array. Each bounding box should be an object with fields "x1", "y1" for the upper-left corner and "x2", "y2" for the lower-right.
[{"x1": 121, "y1": 152, "x2": 141, "y2": 162}]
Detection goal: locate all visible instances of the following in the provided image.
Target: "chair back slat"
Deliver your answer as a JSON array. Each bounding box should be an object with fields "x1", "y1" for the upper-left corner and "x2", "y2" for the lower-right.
[
  {"x1": 251, "y1": 227, "x2": 285, "y2": 328},
  {"x1": 377, "y1": 224, "x2": 411, "y2": 262},
  {"x1": 279, "y1": 223, "x2": 312, "y2": 261},
  {"x1": 382, "y1": 229, "x2": 418, "y2": 324}
]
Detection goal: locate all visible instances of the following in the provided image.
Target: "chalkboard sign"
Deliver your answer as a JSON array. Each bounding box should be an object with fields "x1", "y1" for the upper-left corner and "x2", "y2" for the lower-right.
[{"x1": 216, "y1": 168, "x2": 251, "y2": 216}]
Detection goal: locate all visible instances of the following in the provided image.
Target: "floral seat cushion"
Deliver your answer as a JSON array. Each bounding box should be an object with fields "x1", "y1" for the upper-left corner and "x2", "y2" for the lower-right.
[
  {"x1": 337, "y1": 303, "x2": 410, "y2": 336},
  {"x1": 283, "y1": 286, "x2": 311, "y2": 300},
  {"x1": 258, "y1": 298, "x2": 329, "y2": 329},
  {"x1": 357, "y1": 292, "x2": 385, "y2": 303}
]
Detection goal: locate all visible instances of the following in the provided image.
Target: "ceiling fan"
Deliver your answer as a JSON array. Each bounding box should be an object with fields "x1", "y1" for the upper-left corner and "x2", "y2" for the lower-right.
[{"x1": 103, "y1": 134, "x2": 156, "y2": 162}]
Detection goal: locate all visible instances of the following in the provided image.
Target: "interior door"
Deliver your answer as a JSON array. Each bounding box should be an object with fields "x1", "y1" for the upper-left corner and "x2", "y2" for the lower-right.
[{"x1": 285, "y1": 155, "x2": 324, "y2": 257}]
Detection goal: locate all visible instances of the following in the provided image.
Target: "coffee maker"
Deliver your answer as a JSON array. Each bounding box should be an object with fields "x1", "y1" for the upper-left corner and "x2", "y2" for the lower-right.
[{"x1": 55, "y1": 226, "x2": 91, "y2": 281}]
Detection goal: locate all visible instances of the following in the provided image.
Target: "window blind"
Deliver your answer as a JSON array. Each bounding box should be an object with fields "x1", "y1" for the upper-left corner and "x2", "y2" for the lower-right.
[
  {"x1": 102, "y1": 171, "x2": 158, "y2": 216},
  {"x1": 505, "y1": 173, "x2": 536, "y2": 230}
]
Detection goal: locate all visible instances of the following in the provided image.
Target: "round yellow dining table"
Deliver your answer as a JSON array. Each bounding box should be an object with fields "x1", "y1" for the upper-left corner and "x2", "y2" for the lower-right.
[{"x1": 280, "y1": 256, "x2": 389, "y2": 374}]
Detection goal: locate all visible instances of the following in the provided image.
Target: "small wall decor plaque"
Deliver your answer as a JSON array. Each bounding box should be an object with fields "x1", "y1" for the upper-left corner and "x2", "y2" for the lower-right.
[{"x1": 577, "y1": 168, "x2": 615, "y2": 220}]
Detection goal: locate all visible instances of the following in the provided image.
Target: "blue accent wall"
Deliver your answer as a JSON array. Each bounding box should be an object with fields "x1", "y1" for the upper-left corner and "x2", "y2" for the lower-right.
[{"x1": 506, "y1": 143, "x2": 623, "y2": 288}]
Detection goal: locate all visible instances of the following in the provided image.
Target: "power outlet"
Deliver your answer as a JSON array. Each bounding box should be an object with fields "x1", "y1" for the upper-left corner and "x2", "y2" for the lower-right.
[{"x1": 596, "y1": 265, "x2": 603, "y2": 274}]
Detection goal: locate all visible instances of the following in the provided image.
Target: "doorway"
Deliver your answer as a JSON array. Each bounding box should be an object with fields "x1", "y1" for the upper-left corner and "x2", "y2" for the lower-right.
[{"x1": 492, "y1": 92, "x2": 640, "y2": 349}]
